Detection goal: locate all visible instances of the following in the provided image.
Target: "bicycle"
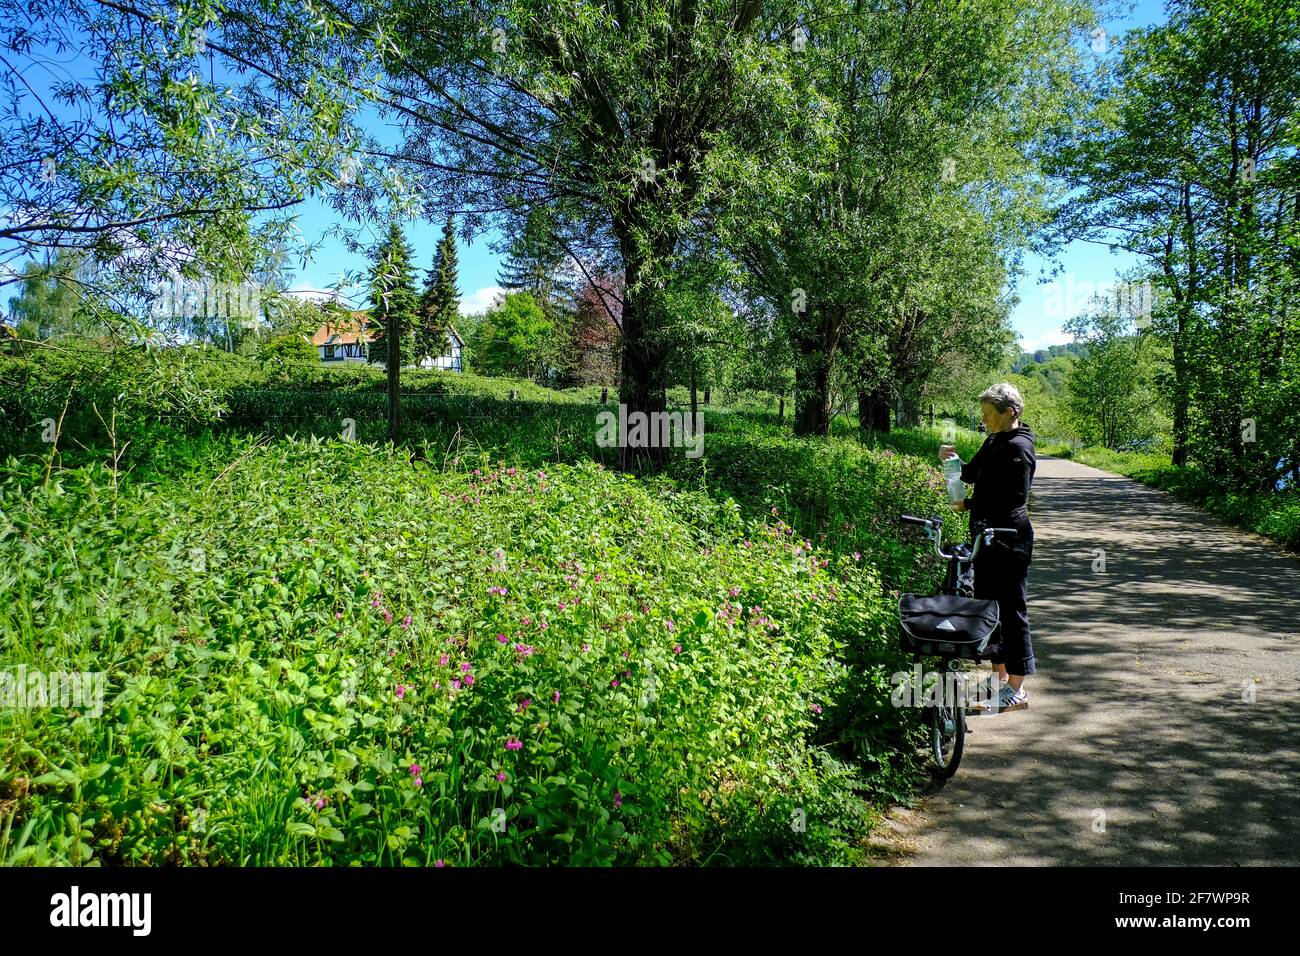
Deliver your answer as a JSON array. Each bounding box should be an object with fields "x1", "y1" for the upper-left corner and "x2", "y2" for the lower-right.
[{"x1": 897, "y1": 514, "x2": 1020, "y2": 780}]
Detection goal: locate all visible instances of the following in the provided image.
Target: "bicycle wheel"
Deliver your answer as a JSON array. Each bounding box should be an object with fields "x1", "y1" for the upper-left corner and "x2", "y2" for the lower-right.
[{"x1": 926, "y1": 698, "x2": 966, "y2": 779}]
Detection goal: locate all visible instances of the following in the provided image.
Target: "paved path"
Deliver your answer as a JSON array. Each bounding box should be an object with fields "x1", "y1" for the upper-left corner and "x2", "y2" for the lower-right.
[{"x1": 879, "y1": 455, "x2": 1300, "y2": 866}]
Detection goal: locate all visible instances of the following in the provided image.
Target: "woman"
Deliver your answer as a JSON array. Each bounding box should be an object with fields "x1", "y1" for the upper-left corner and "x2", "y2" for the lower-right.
[{"x1": 939, "y1": 383, "x2": 1037, "y2": 711}]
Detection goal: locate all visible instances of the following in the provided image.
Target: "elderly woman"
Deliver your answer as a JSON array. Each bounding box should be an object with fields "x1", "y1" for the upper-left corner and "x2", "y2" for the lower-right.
[{"x1": 939, "y1": 382, "x2": 1037, "y2": 711}]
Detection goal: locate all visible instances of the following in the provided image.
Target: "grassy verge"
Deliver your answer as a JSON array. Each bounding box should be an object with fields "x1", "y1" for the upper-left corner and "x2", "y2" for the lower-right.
[{"x1": 0, "y1": 433, "x2": 948, "y2": 865}]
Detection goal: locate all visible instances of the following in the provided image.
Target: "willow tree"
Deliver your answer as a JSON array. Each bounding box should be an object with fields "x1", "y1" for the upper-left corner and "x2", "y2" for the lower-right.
[
  {"x1": 0, "y1": 0, "x2": 373, "y2": 319},
  {"x1": 317, "y1": 0, "x2": 796, "y2": 467},
  {"x1": 719, "y1": 0, "x2": 1092, "y2": 436}
]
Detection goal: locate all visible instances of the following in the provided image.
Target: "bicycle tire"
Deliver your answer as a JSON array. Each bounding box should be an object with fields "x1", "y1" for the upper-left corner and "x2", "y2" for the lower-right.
[{"x1": 927, "y1": 699, "x2": 965, "y2": 779}]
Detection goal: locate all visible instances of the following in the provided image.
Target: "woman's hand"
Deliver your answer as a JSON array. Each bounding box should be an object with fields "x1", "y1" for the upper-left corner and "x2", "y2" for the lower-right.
[{"x1": 939, "y1": 444, "x2": 957, "y2": 462}]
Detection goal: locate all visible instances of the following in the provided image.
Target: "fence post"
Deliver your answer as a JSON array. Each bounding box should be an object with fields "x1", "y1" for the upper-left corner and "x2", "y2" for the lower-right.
[{"x1": 601, "y1": 386, "x2": 609, "y2": 403}]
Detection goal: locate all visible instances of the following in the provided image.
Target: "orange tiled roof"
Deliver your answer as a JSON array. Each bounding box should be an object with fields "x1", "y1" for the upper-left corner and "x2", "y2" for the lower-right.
[{"x1": 312, "y1": 311, "x2": 373, "y2": 346}]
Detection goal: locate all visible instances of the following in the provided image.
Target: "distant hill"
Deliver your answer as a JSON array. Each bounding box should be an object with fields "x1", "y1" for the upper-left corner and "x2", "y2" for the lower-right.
[{"x1": 1012, "y1": 341, "x2": 1088, "y2": 373}]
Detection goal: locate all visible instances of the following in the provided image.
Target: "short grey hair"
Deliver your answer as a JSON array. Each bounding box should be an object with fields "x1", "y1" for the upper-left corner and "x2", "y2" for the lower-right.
[{"x1": 979, "y1": 382, "x2": 1024, "y2": 419}]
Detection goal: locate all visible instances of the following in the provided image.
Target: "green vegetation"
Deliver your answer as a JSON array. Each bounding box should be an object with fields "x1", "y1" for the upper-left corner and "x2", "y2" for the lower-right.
[{"x1": 0, "y1": 350, "x2": 971, "y2": 865}]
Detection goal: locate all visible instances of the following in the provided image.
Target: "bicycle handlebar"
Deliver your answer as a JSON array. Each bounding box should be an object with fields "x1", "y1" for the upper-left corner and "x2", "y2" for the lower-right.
[{"x1": 900, "y1": 514, "x2": 1019, "y2": 562}]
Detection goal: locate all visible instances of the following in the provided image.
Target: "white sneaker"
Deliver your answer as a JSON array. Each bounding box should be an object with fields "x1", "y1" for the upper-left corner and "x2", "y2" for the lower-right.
[
  {"x1": 996, "y1": 683, "x2": 1029, "y2": 712},
  {"x1": 965, "y1": 675, "x2": 1002, "y2": 710}
]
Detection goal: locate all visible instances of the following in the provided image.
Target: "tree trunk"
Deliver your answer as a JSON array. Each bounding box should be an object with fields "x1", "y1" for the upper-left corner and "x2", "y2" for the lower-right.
[
  {"x1": 857, "y1": 385, "x2": 890, "y2": 433},
  {"x1": 894, "y1": 390, "x2": 921, "y2": 428},
  {"x1": 616, "y1": 225, "x2": 670, "y2": 469},
  {"x1": 690, "y1": 359, "x2": 698, "y2": 423},
  {"x1": 387, "y1": 309, "x2": 402, "y2": 444},
  {"x1": 793, "y1": 306, "x2": 842, "y2": 437},
  {"x1": 1171, "y1": 331, "x2": 1189, "y2": 467},
  {"x1": 794, "y1": 365, "x2": 832, "y2": 436}
]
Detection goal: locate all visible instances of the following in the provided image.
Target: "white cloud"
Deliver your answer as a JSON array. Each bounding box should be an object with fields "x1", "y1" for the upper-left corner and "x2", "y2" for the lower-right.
[{"x1": 461, "y1": 285, "x2": 505, "y2": 315}]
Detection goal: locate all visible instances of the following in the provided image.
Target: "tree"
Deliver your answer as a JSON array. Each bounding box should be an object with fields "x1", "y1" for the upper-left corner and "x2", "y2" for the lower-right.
[
  {"x1": 1064, "y1": 308, "x2": 1165, "y2": 448},
  {"x1": 330, "y1": 0, "x2": 793, "y2": 467},
  {"x1": 470, "y1": 292, "x2": 553, "y2": 381},
  {"x1": 0, "y1": 1, "x2": 370, "y2": 322},
  {"x1": 366, "y1": 221, "x2": 418, "y2": 441},
  {"x1": 416, "y1": 216, "x2": 459, "y2": 361},
  {"x1": 565, "y1": 272, "x2": 623, "y2": 387},
  {"x1": 367, "y1": 223, "x2": 418, "y2": 369},
  {"x1": 5, "y1": 251, "x2": 106, "y2": 340},
  {"x1": 718, "y1": 0, "x2": 1091, "y2": 436},
  {"x1": 1045, "y1": 0, "x2": 1300, "y2": 484},
  {"x1": 497, "y1": 204, "x2": 576, "y2": 326}
]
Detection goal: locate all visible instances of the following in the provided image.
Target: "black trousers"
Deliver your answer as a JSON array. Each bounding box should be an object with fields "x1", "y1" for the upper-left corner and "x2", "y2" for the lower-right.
[{"x1": 974, "y1": 545, "x2": 1036, "y2": 677}]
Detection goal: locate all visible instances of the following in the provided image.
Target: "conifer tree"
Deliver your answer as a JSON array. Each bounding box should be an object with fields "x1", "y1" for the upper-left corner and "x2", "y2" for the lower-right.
[{"x1": 417, "y1": 216, "x2": 459, "y2": 361}]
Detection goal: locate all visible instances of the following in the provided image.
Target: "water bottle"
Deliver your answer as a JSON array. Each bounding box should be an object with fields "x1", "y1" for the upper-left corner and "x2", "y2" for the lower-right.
[{"x1": 943, "y1": 454, "x2": 965, "y2": 504}]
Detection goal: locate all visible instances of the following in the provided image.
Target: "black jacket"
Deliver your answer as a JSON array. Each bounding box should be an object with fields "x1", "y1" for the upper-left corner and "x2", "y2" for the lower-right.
[{"x1": 961, "y1": 422, "x2": 1037, "y2": 563}]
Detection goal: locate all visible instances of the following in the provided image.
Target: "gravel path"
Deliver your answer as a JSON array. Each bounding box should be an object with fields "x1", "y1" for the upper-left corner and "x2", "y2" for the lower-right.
[{"x1": 877, "y1": 455, "x2": 1300, "y2": 866}]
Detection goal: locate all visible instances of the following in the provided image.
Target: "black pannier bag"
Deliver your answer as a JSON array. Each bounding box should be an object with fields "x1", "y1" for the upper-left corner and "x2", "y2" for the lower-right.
[{"x1": 898, "y1": 594, "x2": 1001, "y2": 660}]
